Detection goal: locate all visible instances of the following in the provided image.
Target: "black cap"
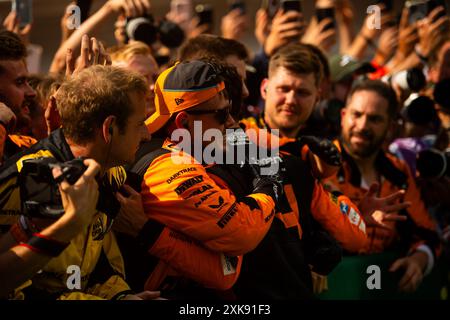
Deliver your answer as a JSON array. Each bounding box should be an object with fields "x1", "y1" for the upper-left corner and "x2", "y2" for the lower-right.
[
  {"x1": 434, "y1": 78, "x2": 450, "y2": 114},
  {"x1": 406, "y1": 68, "x2": 426, "y2": 92},
  {"x1": 402, "y1": 96, "x2": 437, "y2": 125}
]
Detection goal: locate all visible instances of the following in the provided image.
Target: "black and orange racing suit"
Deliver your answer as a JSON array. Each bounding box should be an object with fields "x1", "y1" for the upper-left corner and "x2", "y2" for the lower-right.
[
  {"x1": 241, "y1": 116, "x2": 340, "y2": 179},
  {"x1": 119, "y1": 137, "x2": 275, "y2": 295},
  {"x1": 204, "y1": 138, "x2": 366, "y2": 298},
  {"x1": 323, "y1": 140, "x2": 441, "y2": 274},
  {"x1": 133, "y1": 120, "x2": 366, "y2": 298},
  {"x1": 124, "y1": 126, "x2": 366, "y2": 298},
  {"x1": 240, "y1": 117, "x2": 368, "y2": 252},
  {"x1": 139, "y1": 138, "x2": 276, "y2": 253}
]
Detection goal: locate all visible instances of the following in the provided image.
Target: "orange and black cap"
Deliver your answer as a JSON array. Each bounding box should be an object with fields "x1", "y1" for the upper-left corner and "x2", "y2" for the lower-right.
[{"x1": 145, "y1": 60, "x2": 225, "y2": 134}]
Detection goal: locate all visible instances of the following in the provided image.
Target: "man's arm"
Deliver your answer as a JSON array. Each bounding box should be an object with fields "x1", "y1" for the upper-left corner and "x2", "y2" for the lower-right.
[
  {"x1": 49, "y1": 0, "x2": 151, "y2": 73},
  {"x1": 114, "y1": 184, "x2": 242, "y2": 290},
  {"x1": 141, "y1": 153, "x2": 278, "y2": 256},
  {"x1": 310, "y1": 182, "x2": 368, "y2": 253},
  {"x1": 389, "y1": 250, "x2": 429, "y2": 292}
]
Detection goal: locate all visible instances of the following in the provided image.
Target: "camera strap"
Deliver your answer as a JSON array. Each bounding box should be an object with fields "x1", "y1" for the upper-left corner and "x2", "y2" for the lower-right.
[{"x1": 20, "y1": 233, "x2": 69, "y2": 257}]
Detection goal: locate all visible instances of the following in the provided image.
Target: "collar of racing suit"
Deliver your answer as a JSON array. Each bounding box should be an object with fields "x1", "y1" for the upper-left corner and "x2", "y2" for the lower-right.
[{"x1": 336, "y1": 139, "x2": 408, "y2": 190}]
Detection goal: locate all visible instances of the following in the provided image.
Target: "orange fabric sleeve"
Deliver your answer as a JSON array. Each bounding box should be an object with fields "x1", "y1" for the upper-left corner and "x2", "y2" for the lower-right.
[
  {"x1": 141, "y1": 152, "x2": 275, "y2": 256},
  {"x1": 310, "y1": 181, "x2": 368, "y2": 252},
  {"x1": 148, "y1": 227, "x2": 242, "y2": 290},
  {"x1": 397, "y1": 160, "x2": 441, "y2": 257},
  {"x1": 8, "y1": 134, "x2": 37, "y2": 148}
]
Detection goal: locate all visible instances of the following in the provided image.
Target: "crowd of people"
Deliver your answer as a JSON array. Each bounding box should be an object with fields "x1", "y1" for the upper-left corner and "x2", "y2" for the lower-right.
[{"x1": 0, "y1": 0, "x2": 449, "y2": 300}]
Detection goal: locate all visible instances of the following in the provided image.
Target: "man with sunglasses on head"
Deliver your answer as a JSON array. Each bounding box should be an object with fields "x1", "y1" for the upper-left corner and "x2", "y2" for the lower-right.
[{"x1": 118, "y1": 60, "x2": 282, "y2": 298}]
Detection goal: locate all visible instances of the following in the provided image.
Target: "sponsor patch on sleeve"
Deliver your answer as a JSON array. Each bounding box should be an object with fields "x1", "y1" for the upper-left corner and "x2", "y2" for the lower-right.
[
  {"x1": 359, "y1": 220, "x2": 366, "y2": 233},
  {"x1": 217, "y1": 203, "x2": 238, "y2": 228},
  {"x1": 349, "y1": 207, "x2": 361, "y2": 226},
  {"x1": 340, "y1": 201, "x2": 349, "y2": 215}
]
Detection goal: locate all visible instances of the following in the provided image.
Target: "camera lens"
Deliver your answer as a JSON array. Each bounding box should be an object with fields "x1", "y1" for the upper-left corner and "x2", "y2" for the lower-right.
[
  {"x1": 311, "y1": 99, "x2": 344, "y2": 126},
  {"x1": 158, "y1": 19, "x2": 185, "y2": 48},
  {"x1": 391, "y1": 68, "x2": 426, "y2": 92},
  {"x1": 126, "y1": 16, "x2": 158, "y2": 45},
  {"x1": 402, "y1": 95, "x2": 437, "y2": 125},
  {"x1": 417, "y1": 148, "x2": 447, "y2": 178}
]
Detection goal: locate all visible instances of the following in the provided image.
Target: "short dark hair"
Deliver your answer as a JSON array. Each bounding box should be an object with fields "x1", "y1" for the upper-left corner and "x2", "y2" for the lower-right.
[
  {"x1": 178, "y1": 35, "x2": 249, "y2": 62},
  {"x1": 269, "y1": 43, "x2": 324, "y2": 87},
  {"x1": 57, "y1": 66, "x2": 148, "y2": 144},
  {"x1": 199, "y1": 58, "x2": 241, "y2": 118},
  {"x1": 0, "y1": 30, "x2": 27, "y2": 61},
  {"x1": 0, "y1": 30, "x2": 27, "y2": 75},
  {"x1": 347, "y1": 80, "x2": 398, "y2": 119},
  {"x1": 304, "y1": 44, "x2": 330, "y2": 80}
]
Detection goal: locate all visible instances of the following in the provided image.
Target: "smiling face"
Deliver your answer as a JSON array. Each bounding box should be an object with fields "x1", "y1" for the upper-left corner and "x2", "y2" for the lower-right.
[
  {"x1": 341, "y1": 90, "x2": 391, "y2": 159},
  {"x1": 262, "y1": 67, "x2": 319, "y2": 138},
  {"x1": 0, "y1": 60, "x2": 36, "y2": 132}
]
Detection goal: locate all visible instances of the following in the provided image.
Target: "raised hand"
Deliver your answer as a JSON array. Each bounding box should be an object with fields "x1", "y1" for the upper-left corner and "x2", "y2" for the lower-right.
[
  {"x1": 359, "y1": 182, "x2": 409, "y2": 230},
  {"x1": 264, "y1": 9, "x2": 305, "y2": 56},
  {"x1": 221, "y1": 8, "x2": 248, "y2": 40},
  {"x1": 301, "y1": 16, "x2": 336, "y2": 53},
  {"x1": 254, "y1": 8, "x2": 269, "y2": 47},
  {"x1": 416, "y1": 6, "x2": 450, "y2": 59},
  {"x1": 3, "y1": 10, "x2": 32, "y2": 46},
  {"x1": 114, "y1": 184, "x2": 148, "y2": 237},
  {"x1": 65, "y1": 35, "x2": 112, "y2": 76}
]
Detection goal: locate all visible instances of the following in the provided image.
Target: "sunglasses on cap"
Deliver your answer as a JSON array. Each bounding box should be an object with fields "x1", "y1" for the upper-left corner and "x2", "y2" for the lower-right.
[{"x1": 186, "y1": 106, "x2": 231, "y2": 124}]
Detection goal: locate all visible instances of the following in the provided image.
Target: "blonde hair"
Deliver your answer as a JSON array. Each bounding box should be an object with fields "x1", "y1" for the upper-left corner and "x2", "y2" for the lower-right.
[
  {"x1": 57, "y1": 65, "x2": 148, "y2": 144},
  {"x1": 109, "y1": 41, "x2": 152, "y2": 64}
]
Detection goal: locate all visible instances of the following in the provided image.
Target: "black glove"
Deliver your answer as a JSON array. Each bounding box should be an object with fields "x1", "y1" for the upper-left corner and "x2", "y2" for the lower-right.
[
  {"x1": 249, "y1": 163, "x2": 284, "y2": 206},
  {"x1": 225, "y1": 127, "x2": 284, "y2": 204},
  {"x1": 298, "y1": 136, "x2": 342, "y2": 167}
]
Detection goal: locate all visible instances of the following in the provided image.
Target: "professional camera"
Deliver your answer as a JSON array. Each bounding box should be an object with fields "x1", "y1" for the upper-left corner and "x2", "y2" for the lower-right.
[
  {"x1": 19, "y1": 157, "x2": 121, "y2": 221},
  {"x1": 402, "y1": 95, "x2": 438, "y2": 125},
  {"x1": 310, "y1": 99, "x2": 344, "y2": 127},
  {"x1": 19, "y1": 157, "x2": 87, "y2": 219},
  {"x1": 384, "y1": 67, "x2": 426, "y2": 93},
  {"x1": 416, "y1": 148, "x2": 450, "y2": 179},
  {"x1": 306, "y1": 98, "x2": 345, "y2": 139},
  {"x1": 125, "y1": 14, "x2": 185, "y2": 48}
]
